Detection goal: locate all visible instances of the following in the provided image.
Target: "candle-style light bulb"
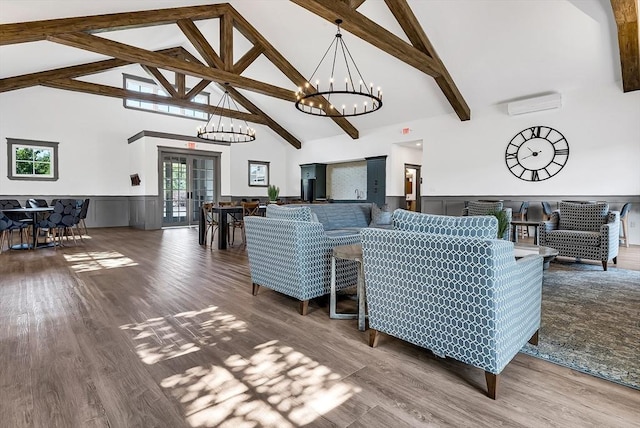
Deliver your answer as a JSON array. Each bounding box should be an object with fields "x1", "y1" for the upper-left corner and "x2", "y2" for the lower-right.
[{"x1": 342, "y1": 104, "x2": 345, "y2": 115}]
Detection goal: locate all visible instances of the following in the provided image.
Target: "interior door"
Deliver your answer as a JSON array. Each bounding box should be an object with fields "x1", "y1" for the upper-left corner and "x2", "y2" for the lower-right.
[{"x1": 162, "y1": 154, "x2": 216, "y2": 227}]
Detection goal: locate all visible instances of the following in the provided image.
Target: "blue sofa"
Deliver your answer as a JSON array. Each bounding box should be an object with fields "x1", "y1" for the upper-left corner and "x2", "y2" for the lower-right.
[
  {"x1": 361, "y1": 209, "x2": 543, "y2": 399},
  {"x1": 244, "y1": 204, "x2": 378, "y2": 314}
]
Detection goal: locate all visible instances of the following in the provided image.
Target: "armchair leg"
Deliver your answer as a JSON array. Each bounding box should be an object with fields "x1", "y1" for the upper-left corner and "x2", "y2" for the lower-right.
[
  {"x1": 602, "y1": 261, "x2": 608, "y2": 271},
  {"x1": 251, "y1": 283, "x2": 260, "y2": 296},
  {"x1": 299, "y1": 300, "x2": 309, "y2": 316},
  {"x1": 528, "y1": 330, "x2": 539, "y2": 345},
  {"x1": 368, "y1": 329, "x2": 380, "y2": 348},
  {"x1": 613, "y1": 256, "x2": 617, "y2": 265},
  {"x1": 485, "y1": 372, "x2": 499, "y2": 400}
]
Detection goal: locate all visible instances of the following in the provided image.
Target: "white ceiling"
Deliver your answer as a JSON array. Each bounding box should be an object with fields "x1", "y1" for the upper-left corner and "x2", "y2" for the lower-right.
[{"x1": 0, "y1": 0, "x2": 622, "y2": 143}]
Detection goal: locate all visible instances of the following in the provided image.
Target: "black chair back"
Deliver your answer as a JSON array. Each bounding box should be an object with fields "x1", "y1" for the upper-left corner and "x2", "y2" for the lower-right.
[
  {"x1": 28, "y1": 198, "x2": 48, "y2": 208},
  {"x1": 78, "y1": 198, "x2": 90, "y2": 220}
]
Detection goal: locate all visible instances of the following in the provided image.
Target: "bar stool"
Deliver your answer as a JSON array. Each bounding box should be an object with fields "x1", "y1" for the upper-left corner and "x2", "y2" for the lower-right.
[{"x1": 619, "y1": 203, "x2": 631, "y2": 248}]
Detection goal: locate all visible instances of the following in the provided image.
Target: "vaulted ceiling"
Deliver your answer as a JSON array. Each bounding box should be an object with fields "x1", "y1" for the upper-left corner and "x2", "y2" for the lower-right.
[{"x1": 1, "y1": 0, "x2": 637, "y2": 148}]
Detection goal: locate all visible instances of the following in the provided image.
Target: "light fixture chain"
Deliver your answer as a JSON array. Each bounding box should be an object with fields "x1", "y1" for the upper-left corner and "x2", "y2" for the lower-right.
[{"x1": 340, "y1": 36, "x2": 368, "y2": 93}]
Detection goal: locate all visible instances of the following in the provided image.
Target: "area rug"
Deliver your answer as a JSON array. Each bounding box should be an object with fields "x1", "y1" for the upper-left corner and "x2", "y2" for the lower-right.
[{"x1": 519, "y1": 260, "x2": 640, "y2": 390}]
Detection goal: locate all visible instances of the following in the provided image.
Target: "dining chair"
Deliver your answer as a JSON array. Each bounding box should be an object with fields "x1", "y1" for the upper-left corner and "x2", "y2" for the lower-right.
[
  {"x1": 514, "y1": 201, "x2": 530, "y2": 239},
  {"x1": 619, "y1": 202, "x2": 631, "y2": 248},
  {"x1": 202, "y1": 202, "x2": 219, "y2": 249},
  {"x1": 230, "y1": 201, "x2": 260, "y2": 247},
  {"x1": 0, "y1": 199, "x2": 33, "y2": 246},
  {"x1": 28, "y1": 198, "x2": 49, "y2": 208},
  {"x1": 76, "y1": 198, "x2": 90, "y2": 236},
  {"x1": 541, "y1": 201, "x2": 554, "y2": 221},
  {"x1": 0, "y1": 211, "x2": 29, "y2": 252},
  {"x1": 49, "y1": 199, "x2": 81, "y2": 248}
]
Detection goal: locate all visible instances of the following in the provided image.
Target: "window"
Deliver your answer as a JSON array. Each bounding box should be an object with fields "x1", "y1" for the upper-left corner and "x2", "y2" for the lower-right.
[
  {"x1": 123, "y1": 74, "x2": 209, "y2": 120},
  {"x1": 7, "y1": 138, "x2": 59, "y2": 181}
]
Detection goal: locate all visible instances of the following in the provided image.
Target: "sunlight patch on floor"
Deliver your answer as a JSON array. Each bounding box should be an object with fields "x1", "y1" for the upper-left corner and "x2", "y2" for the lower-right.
[
  {"x1": 122, "y1": 307, "x2": 359, "y2": 426},
  {"x1": 64, "y1": 251, "x2": 137, "y2": 272},
  {"x1": 161, "y1": 340, "x2": 360, "y2": 427},
  {"x1": 120, "y1": 306, "x2": 248, "y2": 365}
]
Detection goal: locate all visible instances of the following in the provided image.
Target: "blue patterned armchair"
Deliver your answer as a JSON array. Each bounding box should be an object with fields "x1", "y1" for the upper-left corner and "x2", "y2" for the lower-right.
[
  {"x1": 244, "y1": 205, "x2": 360, "y2": 315},
  {"x1": 538, "y1": 202, "x2": 619, "y2": 270},
  {"x1": 361, "y1": 211, "x2": 543, "y2": 399}
]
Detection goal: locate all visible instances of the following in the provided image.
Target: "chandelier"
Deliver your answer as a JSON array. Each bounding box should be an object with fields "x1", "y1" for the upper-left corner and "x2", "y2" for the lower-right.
[
  {"x1": 295, "y1": 19, "x2": 382, "y2": 117},
  {"x1": 197, "y1": 83, "x2": 256, "y2": 143}
]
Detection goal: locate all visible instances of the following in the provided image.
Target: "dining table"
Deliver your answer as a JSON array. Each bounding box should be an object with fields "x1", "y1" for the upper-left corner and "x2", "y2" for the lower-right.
[
  {"x1": 1, "y1": 206, "x2": 55, "y2": 249},
  {"x1": 199, "y1": 205, "x2": 266, "y2": 250}
]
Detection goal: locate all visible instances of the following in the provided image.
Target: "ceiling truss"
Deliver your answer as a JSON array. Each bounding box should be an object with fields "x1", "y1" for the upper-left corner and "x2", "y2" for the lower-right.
[
  {"x1": 0, "y1": 1, "x2": 475, "y2": 147},
  {"x1": 610, "y1": 0, "x2": 640, "y2": 92}
]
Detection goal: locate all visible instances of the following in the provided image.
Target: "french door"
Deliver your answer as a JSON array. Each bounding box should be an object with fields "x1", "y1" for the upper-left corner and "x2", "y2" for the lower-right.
[{"x1": 161, "y1": 153, "x2": 217, "y2": 227}]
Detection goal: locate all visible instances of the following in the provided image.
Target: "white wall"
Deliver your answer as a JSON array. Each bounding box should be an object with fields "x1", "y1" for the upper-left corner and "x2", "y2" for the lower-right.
[
  {"x1": 0, "y1": 85, "x2": 289, "y2": 197},
  {"x1": 285, "y1": 82, "x2": 639, "y2": 198},
  {"x1": 390, "y1": 144, "x2": 423, "y2": 197}
]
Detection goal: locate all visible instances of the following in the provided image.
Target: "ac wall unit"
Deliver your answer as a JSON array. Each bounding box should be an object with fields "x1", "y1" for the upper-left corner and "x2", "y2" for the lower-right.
[{"x1": 507, "y1": 93, "x2": 562, "y2": 116}]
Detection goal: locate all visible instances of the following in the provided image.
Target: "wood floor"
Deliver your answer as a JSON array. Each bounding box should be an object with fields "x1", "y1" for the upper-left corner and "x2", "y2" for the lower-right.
[{"x1": 1, "y1": 227, "x2": 639, "y2": 428}]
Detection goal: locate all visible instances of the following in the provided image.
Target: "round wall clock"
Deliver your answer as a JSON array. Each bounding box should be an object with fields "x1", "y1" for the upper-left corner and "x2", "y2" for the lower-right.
[{"x1": 504, "y1": 125, "x2": 569, "y2": 181}]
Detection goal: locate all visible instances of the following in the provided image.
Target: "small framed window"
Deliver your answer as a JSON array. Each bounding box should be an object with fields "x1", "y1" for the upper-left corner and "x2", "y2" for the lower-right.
[
  {"x1": 123, "y1": 74, "x2": 209, "y2": 121},
  {"x1": 7, "y1": 138, "x2": 59, "y2": 181}
]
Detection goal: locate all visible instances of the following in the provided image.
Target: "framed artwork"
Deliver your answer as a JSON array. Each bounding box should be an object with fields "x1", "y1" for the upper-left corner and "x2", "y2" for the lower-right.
[{"x1": 248, "y1": 160, "x2": 269, "y2": 187}]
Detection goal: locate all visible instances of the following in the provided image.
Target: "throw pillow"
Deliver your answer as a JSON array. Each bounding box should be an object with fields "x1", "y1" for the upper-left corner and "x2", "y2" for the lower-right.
[{"x1": 370, "y1": 204, "x2": 392, "y2": 227}]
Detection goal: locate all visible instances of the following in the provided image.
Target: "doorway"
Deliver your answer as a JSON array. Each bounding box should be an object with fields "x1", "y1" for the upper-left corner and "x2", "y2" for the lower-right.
[
  {"x1": 160, "y1": 150, "x2": 218, "y2": 227},
  {"x1": 404, "y1": 164, "x2": 421, "y2": 212}
]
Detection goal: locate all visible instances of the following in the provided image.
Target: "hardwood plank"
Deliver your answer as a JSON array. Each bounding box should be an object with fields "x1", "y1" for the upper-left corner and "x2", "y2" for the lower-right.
[
  {"x1": 0, "y1": 313, "x2": 34, "y2": 427},
  {"x1": 0, "y1": 228, "x2": 638, "y2": 428}
]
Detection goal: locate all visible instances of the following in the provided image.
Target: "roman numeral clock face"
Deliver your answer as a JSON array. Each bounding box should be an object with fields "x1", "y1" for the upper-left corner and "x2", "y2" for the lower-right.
[{"x1": 505, "y1": 126, "x2": 569, "y2": 181}]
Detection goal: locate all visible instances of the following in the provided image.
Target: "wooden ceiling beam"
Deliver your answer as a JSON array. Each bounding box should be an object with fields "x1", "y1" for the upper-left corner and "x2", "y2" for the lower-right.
[
  {"x1": 220, "y1": 13, "x2": 234, "y2": 71},
  {"x1": 47, "y1": 32, "x2": 296, "y2": 102},
  {"x1": 610, "y1": 0, "x2": 640, "y2": 92},
  {"x1": 141, "y1": 65, "x2": 179, "y2": 98},
  {"x1": 176, "y1": 19, "x2": 225, "y2": 70},
  {"x1": 175, "y1": 72, "x2": 186, "y2": 97},
  {"x1": 231, "y1": 7, "x2": 360, "y2": 139},
  {"x1": 42, "y1": 78, "x2": 267, "y2": 124},
  {"x1": 0, "y1": 47, "x2": 182, "y2": 93},
  {"x1": 233, "y1": 45, "x2": 264, "y2": 74},
  {"x1": 343, "y1": 0, "x2": 367, "y2": 9},
  {"x1": 0, "y1": 4, "x2": 227, "y2": 46},
  {"x1": 184, "y1": 79, "x2": 212, "y2": 100},
  {"x1": 224, "y1": 86, "x2": 302, "y2": 149},
  {"x1": 289, "y1": 0, "x2": 442, "y2": 78},
  {"x1": 384, "y1": 0, "x2": 470, "y2": 120}
]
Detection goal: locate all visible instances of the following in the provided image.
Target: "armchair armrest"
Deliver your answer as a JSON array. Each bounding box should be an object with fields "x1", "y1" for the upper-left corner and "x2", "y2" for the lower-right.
[{"x1": 600, "y1": 211, "x2": 620, "y2": 258}]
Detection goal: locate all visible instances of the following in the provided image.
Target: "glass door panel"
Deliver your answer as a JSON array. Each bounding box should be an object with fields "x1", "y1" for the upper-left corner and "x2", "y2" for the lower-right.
[{"x1": 162, "y1": 154, "x2": 217, "y2": 227}]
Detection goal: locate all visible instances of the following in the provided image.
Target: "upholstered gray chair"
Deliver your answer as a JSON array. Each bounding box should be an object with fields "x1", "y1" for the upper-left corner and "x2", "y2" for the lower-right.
[
  {"x1": 361, "y1": 210, "x2": 543, "y2": 399},
  {"x1": 0, "y1": 211, "x2": 30, "y2": 252},
  {"x1": 538, "y1": 202, "x2": 619, "y2": 270},
  {"x1": 462, "y1": 201, "x2": 512, "y2": 240}
]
